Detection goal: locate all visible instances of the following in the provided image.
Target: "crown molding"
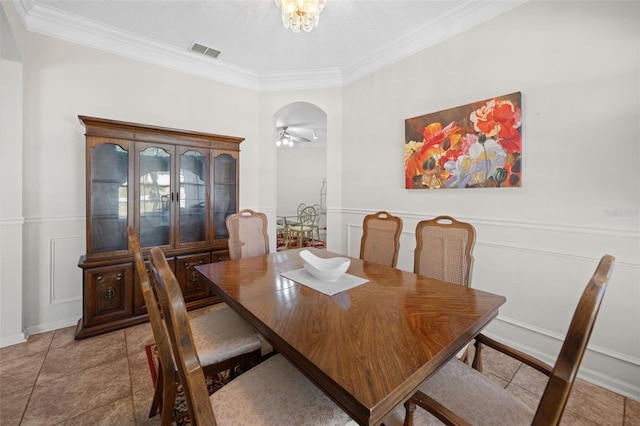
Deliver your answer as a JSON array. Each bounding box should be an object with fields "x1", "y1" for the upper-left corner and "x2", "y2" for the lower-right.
[
  {"x1": 14, "y1": 0, "x2": 526, "y2": 92},
  {"x1": 14, "y1": 1, "x2": 262, "y2": 90}
]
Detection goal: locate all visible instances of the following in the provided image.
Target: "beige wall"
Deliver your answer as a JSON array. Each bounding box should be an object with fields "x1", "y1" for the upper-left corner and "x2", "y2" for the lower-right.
[
  {"x1": 340, "y1": 0, "x2": 639, "y2": 398},
  {"x1": 0, "y1": 6, "x2": 24, "y2": 342},
  {"x1": 0, "y1": 0, "x2": 638, "y2": 399}
]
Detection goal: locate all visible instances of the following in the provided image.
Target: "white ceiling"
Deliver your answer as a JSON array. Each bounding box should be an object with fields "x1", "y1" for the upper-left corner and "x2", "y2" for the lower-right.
[{"x1": 15, "y1": 0, "x2": 526, "y2": 91}]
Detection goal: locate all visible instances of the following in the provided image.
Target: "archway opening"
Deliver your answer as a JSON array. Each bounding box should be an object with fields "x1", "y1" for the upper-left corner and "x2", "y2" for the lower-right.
[{"x1": 274, "y1": 102, "x2": 327, "y2": 250}]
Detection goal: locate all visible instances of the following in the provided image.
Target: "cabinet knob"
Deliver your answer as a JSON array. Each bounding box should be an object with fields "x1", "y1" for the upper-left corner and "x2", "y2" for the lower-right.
[{"x1": 104, "y1": 287, "x2": 116, "y2": 300}]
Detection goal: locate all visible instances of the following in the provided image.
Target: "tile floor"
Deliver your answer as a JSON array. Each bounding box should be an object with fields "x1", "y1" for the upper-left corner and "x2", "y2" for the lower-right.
[{"x1": 1, "y1": 305, "x2": 638, "y2": 425}]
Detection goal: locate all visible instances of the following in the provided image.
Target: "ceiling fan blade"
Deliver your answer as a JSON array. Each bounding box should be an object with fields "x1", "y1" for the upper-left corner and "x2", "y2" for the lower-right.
[{"x1": 278, "y1": 126, "x2": 311, "y2": 142}]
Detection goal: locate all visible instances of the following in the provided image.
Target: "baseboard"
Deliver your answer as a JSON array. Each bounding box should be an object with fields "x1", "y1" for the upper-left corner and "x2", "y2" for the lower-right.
[
  {"x1": 0, "y1": 332, "x2": 27, "y2": 348},
  {"x1": 21, "y1": 317, "x2": 81, "y2": 341}
]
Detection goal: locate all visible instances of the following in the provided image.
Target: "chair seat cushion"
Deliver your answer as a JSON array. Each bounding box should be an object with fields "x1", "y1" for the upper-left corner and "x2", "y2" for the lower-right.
[
  {"x1": 190, "y1": 306, "x2": 262, "y2": 365},
  {"x1": 383, "y1": 358, "x2": 534, "y2": 426},
  {"x1": 289, "y1": 225, "x2": 312, "y2": 232},
  {"x1": 211, "y1": 354, "x2": 357, "y2": 425},
  {"x1": 422, "y1": 358, "x2": 534, "y2": 424}
]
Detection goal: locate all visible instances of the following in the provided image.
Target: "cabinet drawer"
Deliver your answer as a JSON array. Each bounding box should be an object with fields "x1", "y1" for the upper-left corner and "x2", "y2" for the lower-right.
[
  {"x1": 175, "y1": 253, "x2": 212, "y2": 303},
  {"x1": 83, "y1": 264, "x2": 134, "y2": 327},
  {"x1": 211, "y1": 249, "x2": 230, "y2": 263}
]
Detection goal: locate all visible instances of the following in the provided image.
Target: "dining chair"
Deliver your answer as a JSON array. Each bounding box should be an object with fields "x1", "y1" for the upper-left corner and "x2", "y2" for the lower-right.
[
  {"x1": 148, "y1": 246, "x2": 358, "y2": 426},
  {"x1": 414, "y1": 216, "x2": 476, "y2": 361},
  {"x1": 225, "y1": 209, "x2": 269, "y2": 260},
  {"x1": 287, "y1": 205, "x2": 317, "y2": 248},
  {"x1": 310, "y1": 203, "x2": 322, "y2": 241},
  {"x1": 414, "y1": 215, "x2": 476, "y2": 286},
  {"x1": 224, "y1": 211, "x2": 275, "y2": 354},
  {"x1": 359, "y1": 211, "x2": 403, "y2": 268},
  {"x1": 127, "y1": 227, "x2": 262, "y2": 425},
  {"x1": 395, "y1": 255, "x2": 615, "y2": 426}
]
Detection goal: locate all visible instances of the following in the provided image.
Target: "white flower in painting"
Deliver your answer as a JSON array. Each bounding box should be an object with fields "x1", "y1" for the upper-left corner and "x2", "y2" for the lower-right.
[{"x1": 444, "y1": 139, "x2": 506, "y2": 188}]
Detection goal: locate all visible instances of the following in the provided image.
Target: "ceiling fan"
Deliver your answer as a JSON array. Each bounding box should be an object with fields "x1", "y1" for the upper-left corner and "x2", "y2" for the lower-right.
[{"x1": 276, "y1": 126, "x2": 310, "y2": 147}]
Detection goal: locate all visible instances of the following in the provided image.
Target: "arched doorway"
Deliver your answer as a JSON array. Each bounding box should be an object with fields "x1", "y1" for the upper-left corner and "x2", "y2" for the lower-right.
[{"x1": 274, "y1": 102, "x2": 327, "y2": 249}]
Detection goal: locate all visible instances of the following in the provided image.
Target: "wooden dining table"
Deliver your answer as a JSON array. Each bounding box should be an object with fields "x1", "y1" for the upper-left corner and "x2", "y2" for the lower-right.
[{"x1": 195, "y1": 248, "x2": 506, "y2": 425}]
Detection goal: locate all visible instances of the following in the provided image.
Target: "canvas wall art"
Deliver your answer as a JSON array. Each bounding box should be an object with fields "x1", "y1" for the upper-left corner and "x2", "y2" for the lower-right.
[{"x1": 405, "y1": 92, "x2": 522, "y2": 189}]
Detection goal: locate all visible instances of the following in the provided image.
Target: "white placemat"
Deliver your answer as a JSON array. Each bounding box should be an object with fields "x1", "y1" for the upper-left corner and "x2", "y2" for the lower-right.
[{"x1": 280, "y1": 268, "x2": 368, "y2": 296}]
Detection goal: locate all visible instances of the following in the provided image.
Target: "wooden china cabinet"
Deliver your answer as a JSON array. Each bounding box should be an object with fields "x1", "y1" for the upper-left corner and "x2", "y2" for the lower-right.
[{"x1": 76, "y1": 115, "x2": 243, "y2": 339}]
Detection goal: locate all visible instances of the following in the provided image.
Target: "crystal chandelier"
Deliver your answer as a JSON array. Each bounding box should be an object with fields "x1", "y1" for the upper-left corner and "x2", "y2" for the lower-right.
[{"x1": 275, "y1": 0, "x2": 327, "y2": 33}]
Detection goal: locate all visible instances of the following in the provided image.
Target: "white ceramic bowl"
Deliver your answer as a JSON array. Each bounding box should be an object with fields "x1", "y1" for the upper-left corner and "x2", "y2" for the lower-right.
[{"x1": 299, "y1": 250, "x2": 350, "y2": 281}]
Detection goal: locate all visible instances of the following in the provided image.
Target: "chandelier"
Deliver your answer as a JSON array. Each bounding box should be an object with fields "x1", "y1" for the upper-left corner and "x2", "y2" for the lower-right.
[{"x1": 275, "y1": 0, "x2": 327, "y2": 33}]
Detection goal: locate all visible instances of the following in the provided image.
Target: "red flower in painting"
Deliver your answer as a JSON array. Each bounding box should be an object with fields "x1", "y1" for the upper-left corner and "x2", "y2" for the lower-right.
[
  {"x1": 470, "y1": 100, "x2": 521, "y2": 153},
  {"x1": 438, "y1": 148, "x2": 461, "y2": 169},
  {"x1": 419, "y1": 121, "x2": 460, "y2": 155}
]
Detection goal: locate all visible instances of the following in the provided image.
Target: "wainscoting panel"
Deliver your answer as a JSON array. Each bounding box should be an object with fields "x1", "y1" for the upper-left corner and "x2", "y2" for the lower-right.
[{"x1": 22, "y1": 217, "x2": 85, "y2": 337}]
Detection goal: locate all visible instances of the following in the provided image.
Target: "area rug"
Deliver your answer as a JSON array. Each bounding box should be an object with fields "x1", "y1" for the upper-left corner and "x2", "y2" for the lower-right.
[{"x1": 145, "y1": 344, "x2": 233, "y2": 426}]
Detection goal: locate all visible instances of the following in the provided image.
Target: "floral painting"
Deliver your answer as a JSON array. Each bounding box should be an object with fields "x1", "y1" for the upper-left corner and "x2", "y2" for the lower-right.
[{"x1": 405, "y1": 92, "x2": 522, "y2": 189}]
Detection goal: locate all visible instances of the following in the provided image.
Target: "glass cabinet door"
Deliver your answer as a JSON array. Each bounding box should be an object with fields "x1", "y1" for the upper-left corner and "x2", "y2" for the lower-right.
[
  {"x1": 89, "y1": 142, "x2": 129, "y2": 255},
  {"x1": 213, "y1": 151, "x2": 238, "y2": 240},
  {"x1": 177, "y1": 147, "x2": 209, "y2": 245},
  {"x1": 138, "y1": 145, "x2": 172, "y2": 248}
]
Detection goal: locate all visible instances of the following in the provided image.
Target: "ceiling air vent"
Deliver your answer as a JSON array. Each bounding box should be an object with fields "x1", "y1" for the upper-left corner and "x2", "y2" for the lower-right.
[{"x1": 189, "y1": 42, "x2": 221, "y2": 59}]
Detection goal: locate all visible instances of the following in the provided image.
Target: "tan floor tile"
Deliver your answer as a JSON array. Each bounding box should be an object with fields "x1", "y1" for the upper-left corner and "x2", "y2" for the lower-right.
[
  {"x1": 482, "y1": 370, "x2": 511, "y2": 388},
  {"x1": 0, "y1": 351, "x2": 46, "y2": 395},
  {"x1": 566, "y1": 378, "x2": 625, "y2": 425},
  {"x1": 0, "y1": 385, "x2": 32, "y2": 424},
  {"x1": 476, "y1": 345, "x2": 522, "y2": 381},
  {"x1": 125, "y1": 321, "x2": 155, "y2": 356},
  {"x1": 22, "y1": 357, "x2": 131, "y2": 425},
  {"x1": 132, "y1": 386, "x2": 161, "y2": 425},
  {"x1": 50, "y1": 325, "x2": 79, "y2": 349},
  {"x1": 129, "y1": 353, "x2": 155, "y2": 397},
  {"x1": 37, "y1": 330, "x2": 126, "y2": 384},
  {"x1": 625, "y1": 397, "x2": 640, "y2": 425},
  {"x1": 561, "y1": 409, "x2": 602, "y2": 426},
  {"x1": 0, "y1": 331, "x2": 53, "y2": 363},
  {"x1": 60, "y1": 395, "x2": 136, "y2": 426},
  {"x1": 510, "y1": 363, "x2": 548, "y2": 397},
  {"x1": 505, "y1": 382, "x2": 541, "y2": 413}
]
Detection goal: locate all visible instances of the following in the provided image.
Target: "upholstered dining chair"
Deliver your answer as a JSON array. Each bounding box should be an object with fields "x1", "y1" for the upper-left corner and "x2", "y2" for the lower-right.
[
  {"x1": 360, "y1": 211, "x2": 403, "y2": 268},
  {"x1": 414, "y1": 216, "x2": 476, "y2": 361},
  {"x1": 287, "y1": 205, "x2": 317, "y2": 248},
  {"x1": 127, "y1": 228, "x2": 262, "y2": 425},
  {"x1": 391, "y1": 255, "x2": 615, "y2": 426},
  {"x1": 414, "y1": 215, "x2": 476, "y2": 286},
  {"x1": 226, "y1": 209, "x2": 269, "y2": 260},
  {"x1": 224, "y1": 211, "x2": 274, "y2": 355},
  {"x1": 148, "y1": 246, "x2": 358, "y2": 426}
]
